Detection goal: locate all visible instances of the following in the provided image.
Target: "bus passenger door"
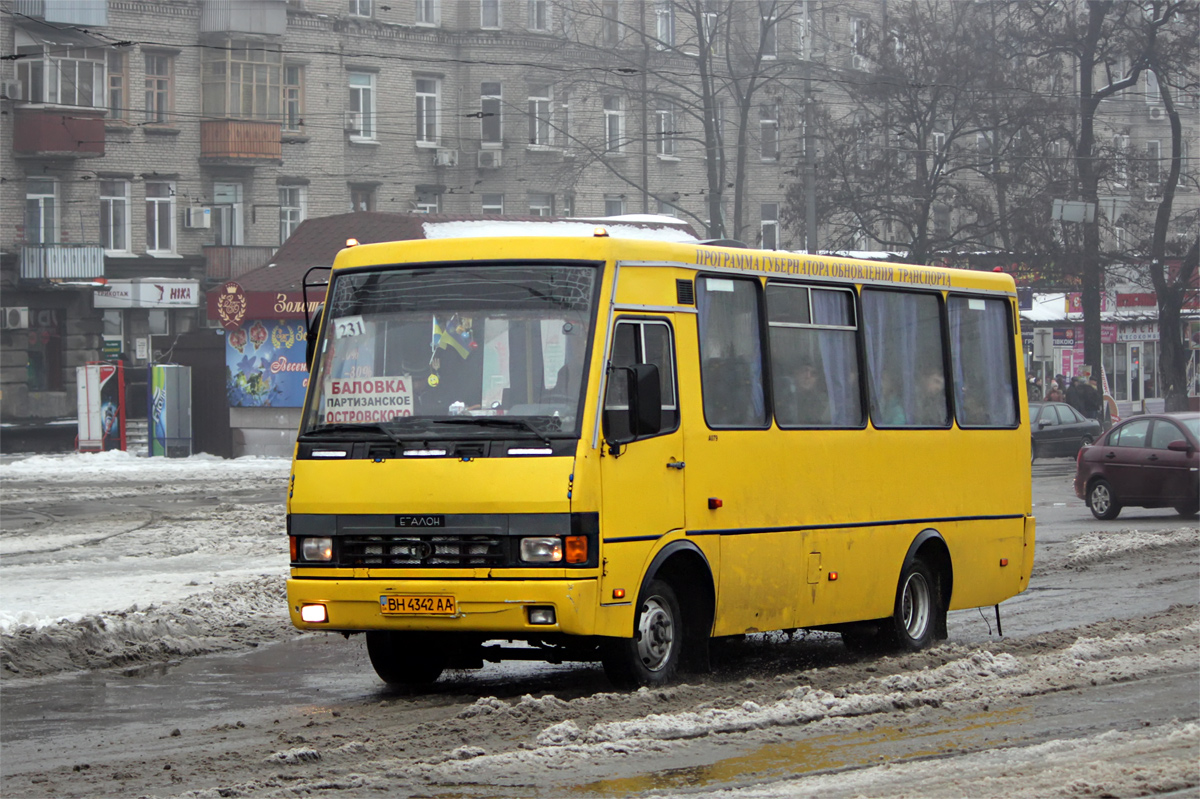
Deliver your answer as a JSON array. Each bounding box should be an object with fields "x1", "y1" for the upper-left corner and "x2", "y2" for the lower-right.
[{"x1": 599, "y1": 318, "x2": 685, "y2": 557}]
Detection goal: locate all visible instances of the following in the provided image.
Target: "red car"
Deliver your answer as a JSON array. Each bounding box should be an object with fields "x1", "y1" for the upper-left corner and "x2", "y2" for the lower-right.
[{"x1": 1074, "y1": 412, "x2": 1200, "y2": 520}]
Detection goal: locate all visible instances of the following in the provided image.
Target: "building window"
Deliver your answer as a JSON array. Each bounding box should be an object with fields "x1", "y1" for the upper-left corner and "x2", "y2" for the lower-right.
[
  {"x1": 25, "y1": 179, "x2": 57, "y2": 245},
  {"x1": 16, "y1": 43, "x2": 106, "y2": 106},
  {"x1": 144, "y1": 53, "x2": 173, "y2": 123},
  {"x1": 702, "y1": 1, "x2": 721, "y2": 55},
  {"x1": 213, "y1": 182, "x2": 244, "y2": 246},
  {"x1": 655, "y1": 1, "x2": 674, "y2": 48},
  {"x1": 1112, "y1": 134, "x2": 1129, "y2": 184},
  {"x1": 279, "y1": 185, "x2": 306, "y2": 244},
  {"x1": 349, "y1": 184, "x2": 377, "y2": 212},
  {"x1": 932, "y1": 131, "x2": 946, "y2": 158},
  {"x1": 348, "y1": 71, "x2": 375, "y2": 140},
  {"x1": 416, "y1": 0, "x2": 438, "y2": 25},
  {"x1": 604, "y1": 95, "x2": 624, "y2": 153},
  {"x1": 350, "y1": 0, "x2": 372, "y2": 16},
  {"x1": 481, "y1": 82, "x2": 502, "y2": 144},
  {"x1": 528, "y1": 84, "x2": 552, "y2": 146},
  {"x1": 604, "y1": 196, "x2": 625, "y2": 216},
  {"x1": 481, "y1": 193, "x2": 504, "y2": 214},
  {"x1": 529, "y1": 0, "x2": 548, "y2": 30},
  {"x1": 655, "y1": 101, "x2": 676, "y2": 156},
  {"x1": 561, "y1": 194, "x2": 574, "y2": 216},
  {"x1": 415, "y1": 77, "x2": 440, "y2": 144},
  {"x1": 284, "y1": 65, "x2": 304, "y2": 132},
  {"x1": 658, "y1": 200, "x2": 678, "y2": 217},
  {"x1": 202, "y1": 41, "x2": 282, "y2": 121},
  {"x1": 761, "y1": 2, "x2": 777, "y2": 58},
  {"x1": 602, "y1": 0, "x2": 619, "y2": 46},
  {"x1": 760, "y1": 103, "x2": 779, "y2": 161},
  {"x1": 851, "y1": 16, "x2": 868, "y2": 69},
  {"x1": 145, "y1": 181, "x2": 175, "y2": 254},
  {"x1": 26, "y1": 310, "x2": 64, "y2": 392},
  {"x1": 761, "y1": 203, "x2": 778, "y2": 249},
  {"x1": 481, "y1": 0, "x2": 500, "y2": 28},
  {"x1": 1145, "y1": 69, "x2": 1159, "y2": 103},
  {"x1": 414, "y1": 189, "x2": 441, "y2": 213},
  {"x1": 1146, "y1": 140, "x2": 1161, "y2": 184},
  {"x1": 559, "y1": 91, "x2": 571, "y2": 149},
  {"x1": 107, "y1": 51, "x2": 127, "y2": 120},
  {"x1": 796, "y1": 14, "x2": 807, "y2": 59},
  {"x1": 100, "y1": 180, "x2": 131, "y2": 254},
  {"x1": 529, "y1": 193, "x2": 553, "y2": 216}
]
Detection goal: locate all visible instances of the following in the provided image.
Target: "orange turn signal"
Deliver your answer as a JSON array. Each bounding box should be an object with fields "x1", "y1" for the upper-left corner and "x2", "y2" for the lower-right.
[
  {"x1": 828, "y1": 571, "x2": 839, "y2": 581},
  {"x1": 612, "y1": 588, "x2": 626, "y2": 600},
  {"x1": 999, "y1": 558, "x2": 1009, "y2": 567},
  {"x1": 565, "y1": 535, "x2": 588, "y2": 564}
]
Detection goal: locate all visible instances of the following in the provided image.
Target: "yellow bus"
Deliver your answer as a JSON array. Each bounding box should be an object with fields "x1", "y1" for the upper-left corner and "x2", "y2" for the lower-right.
[{"x1": 287, "y1": 230, "x2": 1034, "y2": 687}]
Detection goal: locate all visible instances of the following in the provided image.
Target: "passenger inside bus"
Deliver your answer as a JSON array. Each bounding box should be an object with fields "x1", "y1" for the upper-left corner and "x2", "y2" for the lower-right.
[{"x1": 777, "y1": 357, "x2": 831, "y2": 426}]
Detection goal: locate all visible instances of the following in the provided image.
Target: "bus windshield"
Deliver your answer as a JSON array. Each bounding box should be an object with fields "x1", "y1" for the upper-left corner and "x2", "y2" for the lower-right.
[{"x1": 301, "y1": 263, "x2": 599, "y2": 438}]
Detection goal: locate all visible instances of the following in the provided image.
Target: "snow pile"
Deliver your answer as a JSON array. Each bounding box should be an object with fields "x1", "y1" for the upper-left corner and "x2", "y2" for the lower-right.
[
  {"x1": 0, "y1": 449, "x2": 287, "y2": 482},
  {"x1": 1063, "y1": 526, "x2": 1200, "y2": 569},
  {"x1": 404, "y1": 617, "x2": 1198, "y2": 785}
]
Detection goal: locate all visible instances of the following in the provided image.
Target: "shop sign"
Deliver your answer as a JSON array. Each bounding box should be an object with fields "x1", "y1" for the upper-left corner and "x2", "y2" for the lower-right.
[
  {"x1": 1117, "y1": 323, "x2": 1159, "y2": 342},
  {"x1": 94, "y1": 279, "x2": 199, "y2": 308},
  {"x1": 1052, "y1": 327, "x2": 1077, "y2": 347}
]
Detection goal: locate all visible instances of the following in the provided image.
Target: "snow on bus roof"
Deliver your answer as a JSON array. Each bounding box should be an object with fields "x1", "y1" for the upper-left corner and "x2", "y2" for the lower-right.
[{"x1": 422, "y1": 216, "x2": 699, "y2": 243}]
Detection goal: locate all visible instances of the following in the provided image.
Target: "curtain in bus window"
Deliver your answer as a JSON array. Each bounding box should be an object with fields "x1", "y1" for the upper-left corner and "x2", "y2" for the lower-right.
[
  {"x1": 697, "y1": 277, "x2": 766, "y2": 427},
  {"x1": 862, "y1": 290, "x2": 947, "y2": 427},
  {"x1": 812, "y1": 289, "x2": 863, "y2": 427},
  {"x1": 948, "y1": 296, "x2": 1016, "y2": 427}
]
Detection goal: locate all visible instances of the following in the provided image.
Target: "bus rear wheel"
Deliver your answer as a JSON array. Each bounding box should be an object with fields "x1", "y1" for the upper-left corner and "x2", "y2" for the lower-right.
[
  {"x1": 883, "y1": 559, "x2": 940, "y2": 652},
  {"x1": 365, "y1": 631, "x2": 447, "y2": 686},
  {"x1": 601, "y1": 579, "x2": 682, "y2": 688}
]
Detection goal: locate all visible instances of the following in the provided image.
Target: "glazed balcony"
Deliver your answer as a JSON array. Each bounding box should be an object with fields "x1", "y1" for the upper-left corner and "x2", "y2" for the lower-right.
[
  {"x1": 200, "y1": 119, "x2": 282, "y2": 165},
  {"x1": 13, "y1": 107, "x2": 106, "y2": 158}
]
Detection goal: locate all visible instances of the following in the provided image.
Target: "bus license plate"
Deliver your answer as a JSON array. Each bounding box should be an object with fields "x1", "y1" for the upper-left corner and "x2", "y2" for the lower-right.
[{"x1": 379, "y1": 595, "x2": 456, "y2": 615}]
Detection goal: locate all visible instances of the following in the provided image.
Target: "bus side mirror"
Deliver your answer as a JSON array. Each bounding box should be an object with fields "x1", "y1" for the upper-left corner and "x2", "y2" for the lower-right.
[
  {"x1": 604, "y1": 363, "x2": 661, "y2": 453},
  {"x1": 305, "y1": 307, "x2": 324, "y2": 372}
]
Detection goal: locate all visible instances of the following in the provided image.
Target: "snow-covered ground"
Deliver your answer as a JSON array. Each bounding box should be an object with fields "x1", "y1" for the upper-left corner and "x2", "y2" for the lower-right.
[{"x1": 1, "y1": 451, "x2": 292, "y2": 676}]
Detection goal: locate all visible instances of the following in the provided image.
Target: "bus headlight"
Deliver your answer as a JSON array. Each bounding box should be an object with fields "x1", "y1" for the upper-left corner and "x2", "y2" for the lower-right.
[
  {"x1": 520, "y1": 537, "x2": 563, "y2": 563},
  {"x1": 301, "y1": 537, "x2": 333, "y2": 562}
]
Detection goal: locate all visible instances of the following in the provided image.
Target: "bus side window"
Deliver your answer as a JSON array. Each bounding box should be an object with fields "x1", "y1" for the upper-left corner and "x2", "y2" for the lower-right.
[
  {"x1": 947, "y1": 296, "x2": 1017, "y2": 427},
  {"x1": 861, "y1": 289, "x2": 948, "y2": 428},
  {"x1": 605, "y1": 319, "x2": 679, "y2": 441},
  {"x1": 697, "y1": 276, "x2": 768, "y2": 428}
]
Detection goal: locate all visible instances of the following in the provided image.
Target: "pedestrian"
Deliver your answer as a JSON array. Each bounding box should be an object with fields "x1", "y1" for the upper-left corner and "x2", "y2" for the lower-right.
[
  {"x1": 1046, "y1": 380, "x2": 1063, "y2": 402},
  {"x1": 1065, "y1": 376, "x2": 1088, "y2": 416}
]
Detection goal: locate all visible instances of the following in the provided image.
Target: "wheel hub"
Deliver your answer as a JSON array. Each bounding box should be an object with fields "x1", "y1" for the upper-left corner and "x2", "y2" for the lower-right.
[
  {"x1": 901, "y1": 572, "x2": 931, "y2": 639},
  {"x1": 636, "y1": 597, "x2": 675, "y2": 671}
]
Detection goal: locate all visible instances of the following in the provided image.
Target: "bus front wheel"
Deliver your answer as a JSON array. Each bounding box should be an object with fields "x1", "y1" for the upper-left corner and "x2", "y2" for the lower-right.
[
  {"x1": 883, "y1": 559, "x2": 940, "y2": 652},
  {"x1": 601, "y1": 579, "x2": 682, "y2": 688},
  {"x1": 365, "y1": 631, "x2": 446, "y2": 686}
]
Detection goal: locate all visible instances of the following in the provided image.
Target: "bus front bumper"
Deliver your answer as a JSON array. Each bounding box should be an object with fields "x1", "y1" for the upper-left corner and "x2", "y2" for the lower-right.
[{"x1": 287, "y1": 577, "x2": 600, "y2": 636}]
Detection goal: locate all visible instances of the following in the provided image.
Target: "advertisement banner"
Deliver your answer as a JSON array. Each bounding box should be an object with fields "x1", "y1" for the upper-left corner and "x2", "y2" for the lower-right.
[{"x1": 226, "y1": 319, "x2": 310, "y2": 407}]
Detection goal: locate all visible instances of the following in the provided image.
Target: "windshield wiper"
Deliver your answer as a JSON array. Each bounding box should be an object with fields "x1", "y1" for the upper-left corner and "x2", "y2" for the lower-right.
[
  {"x1": 300, "y1": 423, "x2": 401, "y2": 443},
  {"x1": 434, "y1": 417, "x2": 553, "y2": 445}
]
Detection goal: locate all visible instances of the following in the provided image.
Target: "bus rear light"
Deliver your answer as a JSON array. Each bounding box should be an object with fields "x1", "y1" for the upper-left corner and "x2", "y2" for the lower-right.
[
  {"x1": 708, "y1": 497, "x2": 723, "y2": 509},
  {"x1": 564, "y1": 535, "x2": 588, "y2": 563},
  {"x1": 300, "y1": 604, "x2": 328, "y2": 623},
  {"x1": 1000, "y1": 558, "x2": 1009, "y2": 567}
]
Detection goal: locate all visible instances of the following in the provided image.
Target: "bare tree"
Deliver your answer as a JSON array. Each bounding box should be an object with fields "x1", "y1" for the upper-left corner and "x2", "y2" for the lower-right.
[
  {"x1": 788, "y1": 0, "x2": 1053, "y2": 264},
  {"x1": 545, "y1": 0, "x2": 805, "y2": 240}
]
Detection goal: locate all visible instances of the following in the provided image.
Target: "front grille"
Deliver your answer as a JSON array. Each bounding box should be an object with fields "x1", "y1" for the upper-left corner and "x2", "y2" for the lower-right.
[{"x1": 340, "y1": 534, "x2": 506, "y2": 567}]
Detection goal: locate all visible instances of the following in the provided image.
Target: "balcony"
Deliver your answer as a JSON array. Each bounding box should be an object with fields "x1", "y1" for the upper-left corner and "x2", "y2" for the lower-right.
[
  {"x1": 13, "y1": 107, "x2": 106, "y2": 158},
  {"x1": 204, "y1": 246, "x2": 276, "y2": 281},
  {"x1": 200, "y1": 120, "x2": 283, "y2": 165},
  {"x1": 20, "y1": 244, "x2": 105, "y2": 280},
  {"x1": 200, "y1": 0, "x2": 286, "y2": 34},
  {"x1": 14, "y1": 0, "x2": 107, "y2": 25}
]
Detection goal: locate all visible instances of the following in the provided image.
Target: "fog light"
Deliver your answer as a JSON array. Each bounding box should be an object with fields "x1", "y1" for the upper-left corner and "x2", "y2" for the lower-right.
[
  {"x1": 520, "y1": 537, "x2": 563, "y2": 563},
  {"x1": 302, "y1": 537, "x2": 333, "y2": 562},
  {"x1": 300, "y1": 604, "x2": 328, "y2": 623},
  {"x1": 527, "y1": 606, "x2": 556, "y2": 625}
]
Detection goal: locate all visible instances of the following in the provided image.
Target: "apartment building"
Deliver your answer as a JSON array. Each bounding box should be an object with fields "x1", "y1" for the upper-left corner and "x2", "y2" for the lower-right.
[{"x1": 1, "y1": 0, "x2": 1194, "y2": 446}]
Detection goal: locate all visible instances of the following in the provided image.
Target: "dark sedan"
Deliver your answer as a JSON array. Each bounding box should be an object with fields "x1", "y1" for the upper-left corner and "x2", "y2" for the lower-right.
[
  {"x1": 1074, "y1": 412, "x2": 1200, "y2": 520},
  {"x1": 1030, "y1": 402, "x2": 1102, "y2": 463}
]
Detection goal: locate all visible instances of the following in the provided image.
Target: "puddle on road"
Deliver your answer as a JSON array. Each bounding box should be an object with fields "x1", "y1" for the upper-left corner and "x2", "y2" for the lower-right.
[{"x1": 571, "y1": 705, "x2": 1032, "y2": 796}]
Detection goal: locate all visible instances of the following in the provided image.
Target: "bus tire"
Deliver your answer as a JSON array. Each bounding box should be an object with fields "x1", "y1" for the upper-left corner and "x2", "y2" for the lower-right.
[
  {"x1": 883, "y1": 559, "x2": 939, "y2": 652},
  {"x1": 365, "y1": 631, "x2": 446, "y2": 686},
  {"x1": 601, "y1": 579, "x2": 682, "y2": 688}
]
